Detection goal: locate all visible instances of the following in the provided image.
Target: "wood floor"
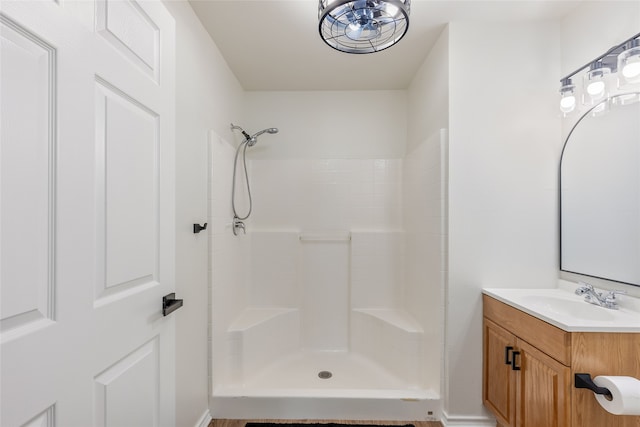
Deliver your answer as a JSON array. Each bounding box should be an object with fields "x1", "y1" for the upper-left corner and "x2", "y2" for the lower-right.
[{"x1": 210, "y1": 419, "x2": 443, "y2": 427}]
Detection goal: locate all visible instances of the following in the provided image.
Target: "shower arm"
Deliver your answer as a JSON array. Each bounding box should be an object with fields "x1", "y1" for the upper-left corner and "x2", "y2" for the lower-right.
[{"x1": 230, "y1": 123, "x2": 251, "y2": 141}]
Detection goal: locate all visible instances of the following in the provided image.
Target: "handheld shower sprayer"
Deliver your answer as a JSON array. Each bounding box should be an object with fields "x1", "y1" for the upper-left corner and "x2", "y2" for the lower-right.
[
  {"x1": 230, "y1": 124, "x2": 278, "y2": 146},
  {"x1": 229, "y1": 123, "x2": 279, "y2": 235},
  {"x1": 248, "y1": 127, "x2": 278, "y2": 146}
]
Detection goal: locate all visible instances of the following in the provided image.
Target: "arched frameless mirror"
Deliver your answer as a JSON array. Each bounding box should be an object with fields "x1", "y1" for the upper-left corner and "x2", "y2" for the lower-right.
[{"x1": 560, "y1": 93, "x2": 640, "y2": 286}]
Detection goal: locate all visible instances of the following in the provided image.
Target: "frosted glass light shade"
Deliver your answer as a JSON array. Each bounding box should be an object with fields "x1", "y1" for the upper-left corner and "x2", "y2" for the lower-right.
[
  {"x1": 583, "y1": 64, "x2": 610, "y2": 105},
  {"x1": 559, "y1": 79, "x2": 576, "y2": 115},
  {"x1": 618, "y1": 43, "x2": 640, "y2": 86},
  {"x1": 560, "y1": 94, "x2": 576, "y2": 113}
]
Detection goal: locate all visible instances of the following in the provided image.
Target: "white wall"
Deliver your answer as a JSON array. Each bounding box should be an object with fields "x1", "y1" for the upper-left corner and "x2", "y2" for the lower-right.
[
  {"x1": 209, "y1": 132, "x2": 252, "y2": 388},
  {"x1": 444, "y1": 20, "x2": 561, "y2": 422},
  {"x1": 242, "y1": 91, "x2": 407, "y2": 159},
  {"x1": 402, "y1": 130, "x2": 447, "y2": 393},
  {"x1": 407, "y1": 26, "x2": 449, "y2": 154},
  {"x1": 161, "y1": 2, "x2": 244, "y2": 426},
  {"x1": 404, "y1": 26, "x2": 450, "y2": 397},
  {"x1": 560, "y1": 1, "x2": 640, "y2": 77},
  {"x1": 250, "y1": 158, "x2": 403, "y2": 231}
]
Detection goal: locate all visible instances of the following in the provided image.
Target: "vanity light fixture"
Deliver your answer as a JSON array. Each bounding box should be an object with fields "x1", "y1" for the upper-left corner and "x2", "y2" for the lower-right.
[
  {"x1": 559, "y1": 32, "x2": 640, "y2": 114},
  {"x1": 583, "y1": 61, "x2": 610, "y2": 104},
  {"x1": 618, "y1": 39, "x2": 640, "y2": 86},
  {"x1": 559, "y1": 78, "x2": 577, "y2": 115},
  {"x1": 318, "y1": 0, "x2": 410, "y2": 54}
]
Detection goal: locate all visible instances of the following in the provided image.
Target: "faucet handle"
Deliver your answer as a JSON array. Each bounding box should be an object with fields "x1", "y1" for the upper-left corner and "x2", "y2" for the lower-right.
[
  {"x1": 575, "y1": 281, "x2": 594, "y2": 295},
  {"x1": 604, "y1": 290, "x2": 626, "y2": 300},
  {"x1": 232, "y1": 217, "x2": 247, "y2": 235},
  {"x1": 578, "y1": 281, "x2": 594, "y2": 290},
  {"x1": 603, "y1": 290, "x2": 626, "y2": 309}
]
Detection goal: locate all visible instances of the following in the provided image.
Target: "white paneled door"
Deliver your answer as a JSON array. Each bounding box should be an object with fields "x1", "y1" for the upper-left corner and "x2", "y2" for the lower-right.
[{"x1": 0, "y1": 1, "x2": 176, "y2": 426}]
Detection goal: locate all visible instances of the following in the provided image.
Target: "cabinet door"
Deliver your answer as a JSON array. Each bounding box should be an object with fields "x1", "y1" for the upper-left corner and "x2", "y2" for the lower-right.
[
  {"x1": 484, "y1": 318, "x2": 517, "y2": 427},
  {"x1": 516, "y1": 339, "x2": 571, "y2": 427}
]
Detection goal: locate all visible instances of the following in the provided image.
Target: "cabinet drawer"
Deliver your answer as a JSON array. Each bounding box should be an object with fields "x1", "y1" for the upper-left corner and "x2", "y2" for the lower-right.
[{"x1": 483, "y1": 295, "x2": 571, "y2": 365}]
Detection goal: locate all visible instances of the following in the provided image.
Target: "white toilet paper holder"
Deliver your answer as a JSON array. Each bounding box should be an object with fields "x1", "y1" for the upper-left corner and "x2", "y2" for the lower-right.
[{"x1": 575, "y1": 373, "x2": 613, "y2": 400}]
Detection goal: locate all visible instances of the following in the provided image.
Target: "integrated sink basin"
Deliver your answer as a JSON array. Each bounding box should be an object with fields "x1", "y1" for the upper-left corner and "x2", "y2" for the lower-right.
[
  {"x1": 483, "y1": 285, "x2": 640, "y2": 332},
  {"x1": 519, "y1": 295, "x2": 616, "y2": 322}
]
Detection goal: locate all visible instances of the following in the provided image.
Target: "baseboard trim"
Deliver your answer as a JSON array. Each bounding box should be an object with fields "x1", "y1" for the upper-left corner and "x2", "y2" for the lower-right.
[
  {"x1": 194, "y1": 409, "x2": 212, "y2": 427},
  {"x1": 440, "y1": 410, "x2": 495, "y2": 427}
]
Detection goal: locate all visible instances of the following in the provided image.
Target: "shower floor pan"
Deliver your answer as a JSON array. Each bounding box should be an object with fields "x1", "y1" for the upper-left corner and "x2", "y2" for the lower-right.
[{"x1": 211, "y1": 350, "x2": 440, "y2": 420}]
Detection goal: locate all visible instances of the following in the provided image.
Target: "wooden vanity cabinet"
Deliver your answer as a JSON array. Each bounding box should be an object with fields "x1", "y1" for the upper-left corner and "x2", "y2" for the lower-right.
[
  {"x1": 483, "y1": 294, "x2": 640, "y2": 427},
  {"x1": 483, "y1": 295, "x2": 571, "y2": 427},
  {"x1": 484, "y1": 319, "x2": 517, "y2": 426}
]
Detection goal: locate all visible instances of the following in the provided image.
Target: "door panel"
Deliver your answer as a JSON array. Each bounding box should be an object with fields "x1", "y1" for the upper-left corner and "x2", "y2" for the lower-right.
[
  {"x1": 0, "y1": 13, "x2": 55, "y2": 338},
  {"x1": 22, "y1": 406, "x2": 55, "y2": 427},
  {"x1": 483, "y1": 319, "x2": 516, "y2": 427},
  {"x1": 0, "y1": 1, "x2": 175, "y2": 426},
  {"x1": 95, "y1": 77, "x2": 159, "y2": 301},
  {"x1": 517, "y1": 339, "x2": 571, "y2": 427},
  {"x1": 94, "y1": 337, "x2": 160, "y2": 427},
  {"x1": 96, "y1": 0, "x2": 160, "y2": 80}
]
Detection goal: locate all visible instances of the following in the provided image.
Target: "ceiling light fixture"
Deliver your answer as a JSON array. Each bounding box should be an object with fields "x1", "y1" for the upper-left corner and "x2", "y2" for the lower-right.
[{"x1": 318, "y1": 0, "x2": 410, "y2": 54}]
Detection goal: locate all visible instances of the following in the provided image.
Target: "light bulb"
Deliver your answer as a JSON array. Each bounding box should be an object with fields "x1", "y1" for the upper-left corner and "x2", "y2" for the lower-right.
[
  {"x1": 586, "y1": 80, "x2": 605, "y2": 97},
  {"x1": 583, "y1": 62, "x2": 610, "y2": 104},
  {"x1": 560, "y1": 94, "x2": 576, "y2": 113},
  {"x1": 622, "y1": 62, "x2": 640, "y2": 79},
  {"x1": 385, "y1": 3, "x2": 399, "y2": 16},
  {"x1": 559, "y1": 78, "x2": 576, "y2": 115},
  {"x1": 617, "y1": 40, "x2": 640, "y2": 86}
]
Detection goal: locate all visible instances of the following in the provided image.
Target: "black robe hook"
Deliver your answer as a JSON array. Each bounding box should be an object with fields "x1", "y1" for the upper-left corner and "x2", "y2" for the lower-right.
[{"x1": 193, "y1": 223, "x2": 207, "y2": 234}]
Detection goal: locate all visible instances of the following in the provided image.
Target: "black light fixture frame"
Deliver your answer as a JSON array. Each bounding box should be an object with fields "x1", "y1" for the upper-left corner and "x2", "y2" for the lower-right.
[{"x1": 318, "y1": 0, "x2": 411, "y2": 54}]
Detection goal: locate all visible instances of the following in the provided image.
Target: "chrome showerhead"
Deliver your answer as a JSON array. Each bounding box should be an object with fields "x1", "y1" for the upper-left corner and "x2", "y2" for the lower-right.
[
  {"x1": 230, "y1": 124, "x2": 278, "y2": 146},
  {"x1": 247, "y1": 127, "x2": 279, "y2": 146}
]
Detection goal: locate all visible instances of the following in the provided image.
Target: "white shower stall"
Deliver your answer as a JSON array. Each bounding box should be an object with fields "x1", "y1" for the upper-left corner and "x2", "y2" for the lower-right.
[{"x1": 208, "y1": 95, "x2": 447, "y2": 420}]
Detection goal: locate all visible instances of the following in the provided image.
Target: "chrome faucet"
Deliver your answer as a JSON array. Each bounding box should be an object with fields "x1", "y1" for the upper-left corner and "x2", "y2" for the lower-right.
[{"x1": 575, "y1": 282, "x2": 626, "y2": 310}]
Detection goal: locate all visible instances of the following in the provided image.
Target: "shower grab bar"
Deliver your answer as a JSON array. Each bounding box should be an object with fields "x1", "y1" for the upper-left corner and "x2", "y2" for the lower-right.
[{"x1": 299, "y1": 231, "x2": 351, "y2": 242}]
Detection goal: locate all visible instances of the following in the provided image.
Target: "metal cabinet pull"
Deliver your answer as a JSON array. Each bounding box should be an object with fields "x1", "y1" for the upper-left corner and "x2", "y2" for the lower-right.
[
  {"x1": 511, "y1": 351, "x2": 521, "y2": 371},
  {"x1": 162, "y1": 293, "x2": 183, "y2": 316},
  {"x1": 505, "y1": 346, "x2": 514, "y2": 365}
]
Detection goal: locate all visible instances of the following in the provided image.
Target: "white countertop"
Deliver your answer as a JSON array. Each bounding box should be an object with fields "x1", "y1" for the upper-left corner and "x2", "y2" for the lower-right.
[{"x1": 483, "y1": 284, "x2": 640, "y2": 333}]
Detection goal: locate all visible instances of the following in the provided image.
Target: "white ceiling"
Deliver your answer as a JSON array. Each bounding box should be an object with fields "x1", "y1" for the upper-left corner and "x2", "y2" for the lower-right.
[{"x1": 189, "y1": 0, "x2": 582, "y2": 91}]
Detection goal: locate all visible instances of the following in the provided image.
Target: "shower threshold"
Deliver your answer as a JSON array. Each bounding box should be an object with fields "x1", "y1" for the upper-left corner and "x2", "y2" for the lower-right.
[{"x1": 211, "y1": 351, "x2": 440, "y2": 420}]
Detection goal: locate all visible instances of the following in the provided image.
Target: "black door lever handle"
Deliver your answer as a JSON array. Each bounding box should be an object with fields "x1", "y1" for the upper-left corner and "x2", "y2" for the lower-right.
[{"x1": 162, "y1": 293, "x2": 183, "y2": 316}]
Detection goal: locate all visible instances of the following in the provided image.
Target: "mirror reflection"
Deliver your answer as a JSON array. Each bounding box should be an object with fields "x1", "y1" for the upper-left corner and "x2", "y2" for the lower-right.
[{"x1": 560, "y1": 94, "x2": 640, "y2": 286}]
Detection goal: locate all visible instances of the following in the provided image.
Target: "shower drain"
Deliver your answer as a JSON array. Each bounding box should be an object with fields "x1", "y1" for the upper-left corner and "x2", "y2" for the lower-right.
[{"x1": 318, "y1": 370, "x2": 332, "y2": 379}]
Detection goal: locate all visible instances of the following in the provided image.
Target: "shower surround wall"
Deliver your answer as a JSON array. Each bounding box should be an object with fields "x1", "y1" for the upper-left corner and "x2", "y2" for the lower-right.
[{"x1": 209, "y1": 126, "x2": 446, "y2": 419}]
